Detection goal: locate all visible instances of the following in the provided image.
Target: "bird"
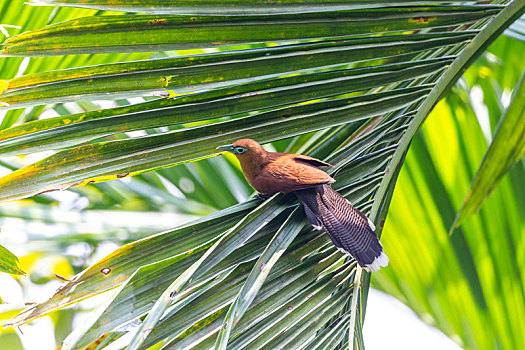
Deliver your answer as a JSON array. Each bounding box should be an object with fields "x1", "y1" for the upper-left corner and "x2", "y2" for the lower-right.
[{"x1": 217, "y1": 139, "x2": 388, "y2": 272}]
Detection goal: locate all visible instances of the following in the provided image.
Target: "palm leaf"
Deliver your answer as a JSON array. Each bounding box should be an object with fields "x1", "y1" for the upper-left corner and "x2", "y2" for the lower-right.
[
  {"x1": 452, "y1": 62, "x2": 525, "y2": 230},
  {"x1": 373, "y1": 64, "x2": 525, "y2": 349},
  {"x1": 1, "y1": 1, "x2": 524, "y2": 349},
  {"x1": 0, "y1": 244, "x2": 25, "y2": 276},
  {"x1": 505, "y1": 13, "x2": 525, "y2": 40},
  {"x1": 1, "y1": 7, "x2": 499, "y2": 56},
  {"x1": 23, "y1": 0, "x2": 491, "y2": 15}
]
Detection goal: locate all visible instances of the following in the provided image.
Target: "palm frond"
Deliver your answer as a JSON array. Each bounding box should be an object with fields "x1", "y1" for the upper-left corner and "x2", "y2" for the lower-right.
[{"x1": 1, "y1": 1, "x2": 524, "y2": 349}]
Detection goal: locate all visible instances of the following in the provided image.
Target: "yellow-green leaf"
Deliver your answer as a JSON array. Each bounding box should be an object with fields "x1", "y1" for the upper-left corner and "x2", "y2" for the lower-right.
[
  {"x1": 452, "y1": 68, "x2": 525, "y2": 230},
  {"x1": 0, "y1": 245, "x2": 25, "y2": 276}
]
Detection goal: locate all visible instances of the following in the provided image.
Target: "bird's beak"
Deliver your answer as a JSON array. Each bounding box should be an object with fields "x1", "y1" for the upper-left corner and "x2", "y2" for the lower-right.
[{"x1": 216, "y1": 144, "x2": 234, "y2": 153}]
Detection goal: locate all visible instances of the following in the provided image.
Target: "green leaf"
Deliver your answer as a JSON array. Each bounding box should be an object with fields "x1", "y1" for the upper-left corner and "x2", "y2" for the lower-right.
[
  {"x1": 0, "y1": 32, "x2": 469, "y2": 109},
  {"x1": 373, "y1": 68, "x2": 525, "y2": 350},
  {"x1": 452, "y1": 69, "x2": 525, "y2": 230},
  {"x1": 259, "y1": 288, "x2": 350, "y2": 349},
  {"x1": 0, "y1": 330, "x2": 23, "y2": 350},
  {"x1": 26, "y1": 0, "x2": 487, "y2": 15},
  {"x1": 142, "y1": 234, "x2": 336, "y2": 349},
  {"x1": 0, "y1": 57, "x2": 452, "y2": 154},
  {"x1": 370, "y1": 0, "x2": 525, "y2": 226},
  {"x1": 215, "y1": 207, "x2": 306, "y2": 349},
  {"x1": 63, "y1": 255, "x2": 239, "y2": 349},
  {"x1": 4, "y1": 200, "x2": 257, "y2": 328},
  {"x1": 4, "y1": 111, "x2": 385, "y2": 333},
  {"x1": 125, "y1": 194, "x2": 290, "y2": 349},
  {"x1": 229, "y1": 264, "x2": 354, "y2": 350},
  {"x1": 302, "y1": 311, "x2": 352, "y2": 350},
  {"x1": 505, "y1": 15, "x2": 525, "y2": 41},
  {"x1": 0, "y1": 86, "x2": 428, "y2": 202},
  {"x1": 1, "y1": 7, "x2": 499, "y2": 56},
  {"x1": 0, "y1": 244, "x2": 25, "y2": 276},
  {"x1": 348, "y1": 267, "x2": 363, "y2": 350},
  {"x1": 70, "y1": 211, "x2": 324, "y2": 348},
  {"x1": 3, "y1": 2, "x2": 525, "y2": 349}
]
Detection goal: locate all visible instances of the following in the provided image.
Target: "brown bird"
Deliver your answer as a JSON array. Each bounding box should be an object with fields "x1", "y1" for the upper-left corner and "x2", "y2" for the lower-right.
[{"x1": 217, "y1": 139, "x2": 388, "y2": 272}]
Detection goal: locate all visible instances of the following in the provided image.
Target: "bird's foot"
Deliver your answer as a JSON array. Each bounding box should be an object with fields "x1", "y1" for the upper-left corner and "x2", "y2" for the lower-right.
[{"x1": 253, "y1": 193, "x2": 272, "y2": 201}]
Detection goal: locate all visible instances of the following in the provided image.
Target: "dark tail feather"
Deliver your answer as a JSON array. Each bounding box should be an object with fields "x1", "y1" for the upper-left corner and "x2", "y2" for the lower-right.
[{"x1": 295, "y1": 184, "x2": 388, "y2": 272}]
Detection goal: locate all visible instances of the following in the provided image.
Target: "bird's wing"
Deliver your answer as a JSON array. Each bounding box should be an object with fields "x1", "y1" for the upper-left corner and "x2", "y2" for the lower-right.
[
  {"x1": 251, "y1": 153, "x2": 334, "y2": 193},
  {"x1": 293, "y1": 154, "x2": 333, "y2": 168},
  {"x1": 295, "y1": 185, "x2": 388, "y2": 272}
]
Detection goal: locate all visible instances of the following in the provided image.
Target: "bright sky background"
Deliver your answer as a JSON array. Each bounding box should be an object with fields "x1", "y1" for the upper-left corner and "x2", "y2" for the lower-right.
[{"x1": 365, "y1": 289, "x2": 462, "y2": 350}]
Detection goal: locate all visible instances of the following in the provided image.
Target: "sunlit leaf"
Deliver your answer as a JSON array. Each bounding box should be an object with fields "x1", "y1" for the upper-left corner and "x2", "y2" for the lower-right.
[
  {"x1": 452, "y1": 69, "x2": 525, "y2": 230},
  {"x1": 1, "y1": 1, "x2": 525, "y2": 349},
  {"x1": 0, "y1": 244, "x2": 25, "y2": 276},
  {"x1": 1, "y1": 7, "x2": 499, "y2": 56}
]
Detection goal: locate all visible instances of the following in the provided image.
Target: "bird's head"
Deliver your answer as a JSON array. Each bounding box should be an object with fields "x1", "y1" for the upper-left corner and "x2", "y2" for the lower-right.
[{"x1": 216, "y1": 139, "x2": 265, "y2": 158}]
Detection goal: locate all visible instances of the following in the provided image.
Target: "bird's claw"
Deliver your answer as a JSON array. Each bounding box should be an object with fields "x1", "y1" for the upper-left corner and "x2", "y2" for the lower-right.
[{"x1": 253, "y1": 193, "x2": 272, "y2": 201}]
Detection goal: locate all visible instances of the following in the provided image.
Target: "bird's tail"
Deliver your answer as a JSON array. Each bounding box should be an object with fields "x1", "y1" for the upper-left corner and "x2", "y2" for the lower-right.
[{"x1": 295, "y1": 184, "x2": 388, "y2": 272}]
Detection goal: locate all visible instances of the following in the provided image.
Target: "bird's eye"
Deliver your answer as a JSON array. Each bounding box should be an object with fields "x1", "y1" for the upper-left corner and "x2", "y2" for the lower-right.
[{"x1": 235, "y1": 147, "x2": 247, "y2": 154}]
